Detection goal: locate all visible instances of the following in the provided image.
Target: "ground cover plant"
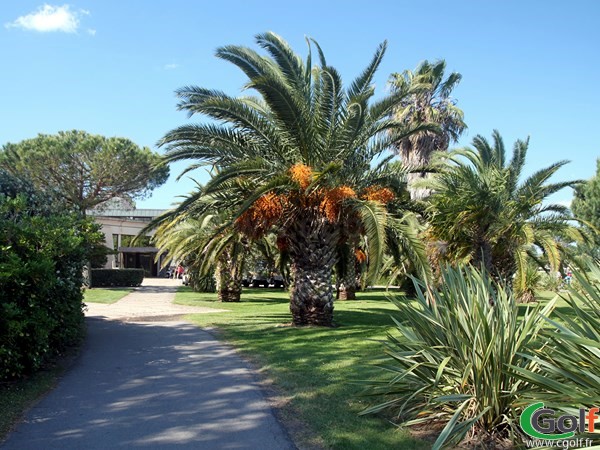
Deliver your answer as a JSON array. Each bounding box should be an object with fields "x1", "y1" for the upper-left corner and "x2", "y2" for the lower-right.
[
  {"x1": 176, "y1": 287, "x2": 430, "y2": 450},
  {"x1": 83, "y1": 288, "x2": 133, "y2": 304}
]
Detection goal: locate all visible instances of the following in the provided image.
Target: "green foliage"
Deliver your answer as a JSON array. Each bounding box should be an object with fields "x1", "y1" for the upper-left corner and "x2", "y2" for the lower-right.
[
  {"x1": 389, "y1": 59, "x2": 466, "y2": 200},
  {"x1": 539, "y1": 271, "x2": 563, "y2": 292},
  {"x1": 361, "y1": 265, "x2": 555, "y2": 448},
  {"x1": 0, "y1": 130, "x2": 169, "y2": 212},
  {"x1": 90, "y1": 269, "x2": 144, "y2": 287},
  {"x1": 81, "y1": 220, "x2": 112, "y2": 268},
  {"x1": 514, "y1": 264, "x2": 543, "y2": 303},
  {"x1": 0, "y1": 173, "x2": 91, "y2": 380},
  {"x1": 425, "y1": 130, "x2": 585, "y2": 288},
  {"x1": 148, "y1": 204, "x2": 245, "y2": 297},
  {"x1": 511, "y1": 261, "x2": 600, "y2": 419},
  {"x1": 159, "y1": 32, "x2": 432, "y2": 324},
  {"x1": 572, "y1": 158, "x2": 600, "y2": 257},
  {"x1": 187, "y1": 274, "x2": 216, "y2": 293}
]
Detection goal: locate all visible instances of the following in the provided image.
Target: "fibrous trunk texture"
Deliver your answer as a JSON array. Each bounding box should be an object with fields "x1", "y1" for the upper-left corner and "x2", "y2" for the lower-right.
[
  {"x1": 216, "y1": 251, "x2": 242, "y2": 302},
  {"x1": 400, "y1": 132, "x2": 443, "y2": 201},
  {"x1": 337, "y1": 250, "x2": 357, "y2": 300},
  {"x1": 287, "y1": 214, "x2": 338, "y2": 326}
]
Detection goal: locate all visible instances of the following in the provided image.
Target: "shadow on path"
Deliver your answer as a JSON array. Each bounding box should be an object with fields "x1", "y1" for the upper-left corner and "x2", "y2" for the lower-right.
[{"x1": 2, "y1": 318, "x2": 294, "y2": 449}]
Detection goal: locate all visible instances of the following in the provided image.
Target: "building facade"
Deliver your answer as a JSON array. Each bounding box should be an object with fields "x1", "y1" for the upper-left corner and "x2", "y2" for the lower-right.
[{"x1": 89, "y1": 208, "x2": 168, "y2": 277}]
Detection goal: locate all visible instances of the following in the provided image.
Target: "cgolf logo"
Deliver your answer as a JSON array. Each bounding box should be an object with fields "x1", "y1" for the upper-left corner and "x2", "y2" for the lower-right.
[{"x1": 520, "y1": 402, "x2": 598, "y2": 447}]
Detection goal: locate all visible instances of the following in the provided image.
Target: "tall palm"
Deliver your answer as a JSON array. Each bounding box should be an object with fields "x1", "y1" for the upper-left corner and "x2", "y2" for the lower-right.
[
  {"x1": 425, "y1": 130, "x2": 587, "y2": 291},
  {"x1": 160, "y1": 32, "x2": 429, "y2": 326},
  {"x1": 389, "y1": 60, "x2": 466, "y2": 200}
]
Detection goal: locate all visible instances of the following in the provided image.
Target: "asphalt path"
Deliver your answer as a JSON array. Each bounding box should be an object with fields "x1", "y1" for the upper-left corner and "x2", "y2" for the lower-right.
[{"x1": 2, "y1": 280, "x2": 294, "y2": 449}]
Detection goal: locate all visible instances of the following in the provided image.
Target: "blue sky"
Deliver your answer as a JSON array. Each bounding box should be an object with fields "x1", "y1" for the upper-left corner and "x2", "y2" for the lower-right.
[{"x1": 1, "y1": 1, "x2": 598, "y2": 209}]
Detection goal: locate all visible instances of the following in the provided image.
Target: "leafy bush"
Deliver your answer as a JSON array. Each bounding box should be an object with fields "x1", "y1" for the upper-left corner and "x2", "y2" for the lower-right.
[
  {"x1": 0, "y1": 173, "x2": 91, "y2": 380},
  {"x1": 514, "y1": 264, "x2": 543, "y2": 303},
  {"x1": 90, "y1": 269, "x2": 144, "y2": 287},
  {"x1": 187, "y1": 273, "x2": 216, "y2": 293},
  {"x1": 538, "y1": 270, "x2": 563, "y2": 292},
  {"x1": 361, "y1": 265, "x2": 555, "y2": 449}
]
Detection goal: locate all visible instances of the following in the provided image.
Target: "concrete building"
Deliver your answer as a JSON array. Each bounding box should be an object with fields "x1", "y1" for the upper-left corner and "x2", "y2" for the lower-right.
[{"x1": 89, "y1": 208, "x2": 168, "y2": 277}]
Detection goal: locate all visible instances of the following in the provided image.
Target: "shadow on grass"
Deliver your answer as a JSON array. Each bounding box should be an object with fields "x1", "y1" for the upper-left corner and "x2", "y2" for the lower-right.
[{"x1": 179, "y1": 287, "x2": 428, "y2": 449}]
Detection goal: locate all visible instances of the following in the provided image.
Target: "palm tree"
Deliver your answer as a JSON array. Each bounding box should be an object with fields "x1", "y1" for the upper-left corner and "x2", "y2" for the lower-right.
[
  {"x1": 151, "y1": 208, "x2": 248, "y2": 302},
  {"x1": 425, "y1": 130, "x2": 587, "y2": 292},
  {"x1": 389, "y1": 60, "x2": 466, "y2": 200},
  {"x1": 159, "y1": 32, "x2": 429, "y2": 326}
]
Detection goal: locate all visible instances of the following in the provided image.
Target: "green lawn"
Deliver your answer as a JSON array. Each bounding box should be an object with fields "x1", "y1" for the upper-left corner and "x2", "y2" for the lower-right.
[
  {"x1": 83, "y1": 288, "x2": 133, "y2": 304},
  {"x1": 176, "y1": 287, "x2": 429, "y2": 449}
]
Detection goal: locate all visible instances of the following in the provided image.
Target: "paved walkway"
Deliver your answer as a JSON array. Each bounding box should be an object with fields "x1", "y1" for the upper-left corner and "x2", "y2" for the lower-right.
[
  {"x1": 2, "y1": 279, "x2": 295, "y2": 449},
  {"x1": 84, "y1": 278, "x2": 229, "y2": 322}
]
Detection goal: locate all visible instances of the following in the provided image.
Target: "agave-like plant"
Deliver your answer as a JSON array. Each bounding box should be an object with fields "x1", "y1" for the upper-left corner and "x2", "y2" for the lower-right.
[
  {"x1": 361, "y1": 265, "x2": 555, "y2": 449},
  {"x1": 511, "y1": 260, "x2": 600, "y2": 428}
]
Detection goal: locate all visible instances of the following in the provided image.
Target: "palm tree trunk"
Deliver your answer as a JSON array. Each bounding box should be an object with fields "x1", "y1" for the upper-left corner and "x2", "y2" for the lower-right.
[
  {"x1": 337, "y1": 250, "x2": 357, "y2": 300},
  {"x1": 216, "y1": 253, "x2": 242, "y2": 302},
  {"x1": 287, "y1": 215, "x2": 338, "y2": 326},
  {"x1": 402, "y1": 134, "x2": 437, "y2": 201},
  {"x1": 473, "y1": 232, "x2": 493, "y2": 274}
]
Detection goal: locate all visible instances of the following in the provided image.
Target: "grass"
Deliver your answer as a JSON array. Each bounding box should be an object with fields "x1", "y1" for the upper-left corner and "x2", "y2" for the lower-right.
[
  {"x1": 0, "y1": 346, "x2": 79, "y2": 442},
  {"x1": 177, "y1": 286, "x2": 583, "y2": 449},
  {"x1": 176, "y1": 287, "x2": 429, "y2": 449},
  {"x1": 83, "y1": 288, "x2": 133, "y2": 304}
]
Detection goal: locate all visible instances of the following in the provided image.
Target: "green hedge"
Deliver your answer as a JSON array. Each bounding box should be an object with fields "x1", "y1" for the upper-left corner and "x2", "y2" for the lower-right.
[
  {"x1": 90, "y1": 269, "x2": 145, "y2": 287},
  {"x1": 0, "y1": 171, "x2": 94, "y2": 380}
]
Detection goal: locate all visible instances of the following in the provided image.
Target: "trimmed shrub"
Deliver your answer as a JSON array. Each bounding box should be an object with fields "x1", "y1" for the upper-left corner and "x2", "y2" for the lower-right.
[
  {"x1": 0, "y1": 172, "x2": 91, "y2": 380},
  {"x1": 90, "y1": 269, "x2": 144, "y2": 287}
]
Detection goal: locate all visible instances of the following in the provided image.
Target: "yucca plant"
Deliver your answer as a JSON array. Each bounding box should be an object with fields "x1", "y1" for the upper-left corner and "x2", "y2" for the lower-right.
[
  {"x1": 361, "y1": 265, "x2": 555, "y2": 449},
  {"x1": 510, "y1": 261, "x2": 600, "y2": 442}
]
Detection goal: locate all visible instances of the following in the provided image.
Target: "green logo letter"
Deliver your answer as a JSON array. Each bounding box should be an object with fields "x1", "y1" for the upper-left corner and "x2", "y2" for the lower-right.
[{"x1": 520, "y1": 403, "x2": 576, "y2": 440}]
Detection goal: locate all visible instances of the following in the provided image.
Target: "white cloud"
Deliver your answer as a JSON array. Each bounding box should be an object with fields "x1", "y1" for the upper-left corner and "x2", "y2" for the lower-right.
[
  {"x1": 164, "y1": 63, "x2": 180, "y2": 70},
  {"x1": 5, "y1": 4, "x2": 86, "y2": 33},
  {"x1": 87, "y1": 28, "x2": 96, "y2": 36}
]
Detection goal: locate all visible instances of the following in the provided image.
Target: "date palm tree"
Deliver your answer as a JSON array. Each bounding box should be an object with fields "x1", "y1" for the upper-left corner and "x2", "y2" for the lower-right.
[
  {"x1": 425, "y1": 130, "x2": 588, "y2": 292},
  {"x1": 160, "y1": 32, "x2": 430, "y2": 326},
  {"x1": 389, "y1": 60, "x2": 466, "y2": 200}
]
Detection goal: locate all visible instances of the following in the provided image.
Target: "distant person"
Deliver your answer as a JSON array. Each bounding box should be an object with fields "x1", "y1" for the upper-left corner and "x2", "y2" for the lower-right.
[
  {"x1": 177, "y1": 264, "x2": 184, "y2": 279},
  {"x1": 565, "y1": 268, "x2": 573, "y2": 285}
]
